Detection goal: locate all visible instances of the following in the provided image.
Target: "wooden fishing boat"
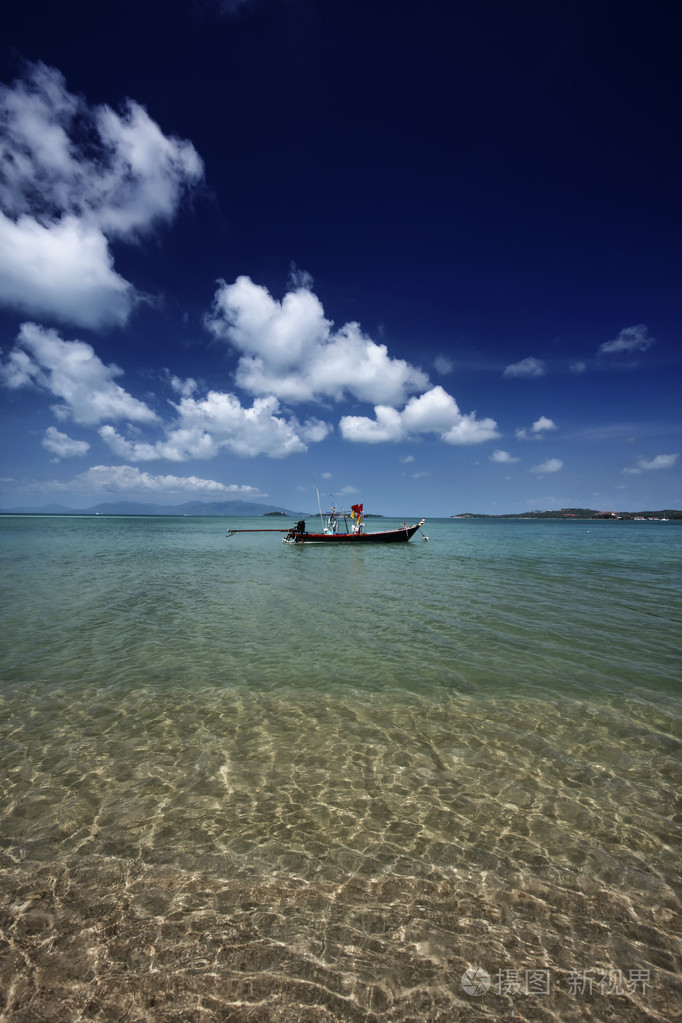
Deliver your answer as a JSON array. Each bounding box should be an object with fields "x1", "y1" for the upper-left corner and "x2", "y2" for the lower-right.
[
  {"x1": 282, "y1": 518, "x2": 426, "y2": 544},
  {"x1": 226, "y1": 502, "x2": 427, "y2": 544}
]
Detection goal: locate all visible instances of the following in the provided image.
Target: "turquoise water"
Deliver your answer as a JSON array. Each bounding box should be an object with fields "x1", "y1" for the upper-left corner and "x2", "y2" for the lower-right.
[{"x1": 1, "y1": 515, "x2": 680, "y2": 1021}]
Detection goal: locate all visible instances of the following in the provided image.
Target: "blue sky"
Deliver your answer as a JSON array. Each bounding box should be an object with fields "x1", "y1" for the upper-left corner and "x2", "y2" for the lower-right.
[{"x1": 1, "y1": 0, "x2": 680, "y2": 515}]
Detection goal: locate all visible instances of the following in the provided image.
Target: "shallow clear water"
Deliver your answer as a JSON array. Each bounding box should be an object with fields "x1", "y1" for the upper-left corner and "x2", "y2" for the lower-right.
[{"x1": 1, "y1": 515, "x2": 680, "y2": 1021}]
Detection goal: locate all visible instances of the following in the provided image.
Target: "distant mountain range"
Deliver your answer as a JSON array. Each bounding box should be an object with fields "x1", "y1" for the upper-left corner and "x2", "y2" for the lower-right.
[{"x1": 0, "y1": 499, "x2": 303, "y2": 517}]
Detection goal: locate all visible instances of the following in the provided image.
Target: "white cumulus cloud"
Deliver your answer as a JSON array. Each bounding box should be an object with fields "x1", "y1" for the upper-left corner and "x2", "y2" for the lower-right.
[
  {"x1": 0, "y1": 61, "x2": 203, "y2": 328},
  {"x1": 529, "y1": 458, "x2": 563, "y2": 474},
  {"x1": 516, "y1": 416, "x2": 557, "y2": 440},
  {"x1": 99, "y1": 391, "x2": 332, "y2": 461},
  {"x1": 532, "y1": 416, "x2": 556, "y2": 434},
  {"x1": 623, "y1": 453, "x2": 678, "y2": 474},
  {"x1": 206, "y1": 275, "x2": 429, "y2": 406},
  {"x1": 599, "y1": 324, "x2": 654, "y2": 356},
  {"x1": 42, "y1": 426, "x2": 90, "y2": 460},
  {"x1": 0, "y1": 213, "x2": 135, "y2": 328},
  {"x1": 170, "y1": 390, "x2": 331, "y2": 459},
  {"x1": 339, "y1": 406, "x2": 404, "y2": 444},
  {"x1": 490, "y1": 449, "x2": 520, "y2": 464},
  {"x1": 340, "y1": 385, "x2": 499, "y2": 445},
  {"x1": 503, "y1": 356, "x2": 547, "y2": 378},
  {"x1": 0, "y1": 322, "x2": 159, "y2": 425}
]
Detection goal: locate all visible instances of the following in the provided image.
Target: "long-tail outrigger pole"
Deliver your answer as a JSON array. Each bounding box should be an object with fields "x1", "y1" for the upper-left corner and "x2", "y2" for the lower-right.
[{"x1": 225, "y1": 528, "x2": 292, "y2": 538}]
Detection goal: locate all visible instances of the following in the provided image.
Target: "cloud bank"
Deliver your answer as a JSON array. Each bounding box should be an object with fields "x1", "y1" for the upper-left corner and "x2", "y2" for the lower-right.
[
  {"x1": 206, "y1": 276, "x2": 498, "y2": 448},
  {"x1": 73, "y1": 465, "x2": 265, "y2": 497},
  {"x1": 0, "y1": 322, "x2": 333, "y2": 461},
  {"x1": 1, "y1": 272, "x2": 501, "y2": 474}
]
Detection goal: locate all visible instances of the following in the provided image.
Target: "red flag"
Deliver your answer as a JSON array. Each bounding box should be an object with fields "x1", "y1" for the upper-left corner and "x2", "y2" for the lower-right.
[{"x1": 351, "y1": 503, "x2": 363, "y2": 517}]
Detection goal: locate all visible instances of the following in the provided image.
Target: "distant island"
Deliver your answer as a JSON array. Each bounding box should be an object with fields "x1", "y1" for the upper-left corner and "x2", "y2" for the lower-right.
[{"x1": 452, "y1": 508, "x2": 681, "y2": 520}]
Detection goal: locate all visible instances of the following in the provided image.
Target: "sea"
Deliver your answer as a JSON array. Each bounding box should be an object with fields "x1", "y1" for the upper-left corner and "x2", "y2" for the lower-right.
[{"x1": 0, "y1": 513, "x2": 680, "y2": 1023}]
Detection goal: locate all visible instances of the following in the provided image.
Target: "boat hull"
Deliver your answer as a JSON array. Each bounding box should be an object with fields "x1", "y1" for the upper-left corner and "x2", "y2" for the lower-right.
[{"x1": 283, "y1": 520, "x2": 425, "y2": 544}]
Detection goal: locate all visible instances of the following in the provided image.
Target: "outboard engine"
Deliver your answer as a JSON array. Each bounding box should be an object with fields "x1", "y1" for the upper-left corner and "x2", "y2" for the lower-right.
[{"x1": 285, "y1": 519, "x2": 306, "y2": 542}]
